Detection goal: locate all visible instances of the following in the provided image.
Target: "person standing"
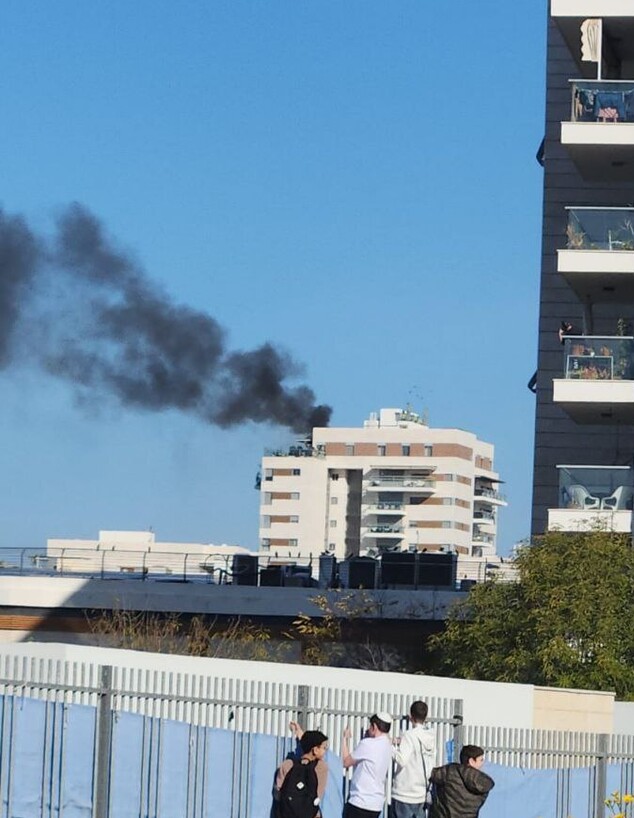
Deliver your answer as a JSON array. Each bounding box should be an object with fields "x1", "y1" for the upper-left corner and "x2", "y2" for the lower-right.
[
  {"x1": 429, "y1": 745, "x2": 494, "y2": 818},
  {"x1": 275, "y1": 726, "x2": 329, "y2": 818},
  {"x1": 390, "y1": 701, "x2": 437, "y2": 818},
  {"x1": 342, "y1": 712, "x2": 393, "y2": 818}
]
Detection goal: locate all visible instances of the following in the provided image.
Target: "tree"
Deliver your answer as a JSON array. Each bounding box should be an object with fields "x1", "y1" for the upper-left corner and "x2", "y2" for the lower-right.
[
  {"x1": 86, "y1": 610, "x2": 287, "y2": 662},
  {"x1": 431, "y1": 530, "x2": 634, "y2": 698},
  {"x1": 286, "y1": 591, "x2": 411, "y2": 671}
]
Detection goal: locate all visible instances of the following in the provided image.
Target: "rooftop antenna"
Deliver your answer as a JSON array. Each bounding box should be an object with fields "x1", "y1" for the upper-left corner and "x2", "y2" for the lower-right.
[{"x1": 406, "y1": 386, "x2": 429, "y2": 425}]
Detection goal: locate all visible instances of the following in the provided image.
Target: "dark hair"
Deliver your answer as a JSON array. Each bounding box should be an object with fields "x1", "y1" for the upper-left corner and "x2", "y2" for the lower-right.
[
  {"x1": 460, "y1": 745, "x2": 484, "y2": 765},
  {"x1": 410, "y1": 701, "x2": 428, "y2": 724},
  {"x1": 300, "y1": 730, "x2": 328, "y2": 754},
  {"x1": 370, "y1": 714, "x2": 391, "y2": 734}
]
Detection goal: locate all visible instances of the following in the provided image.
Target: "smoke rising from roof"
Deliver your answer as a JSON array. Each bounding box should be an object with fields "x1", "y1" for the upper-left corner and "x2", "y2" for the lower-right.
[{"x1": 0, "y1": 203, "x2": 331, "y2": 433}]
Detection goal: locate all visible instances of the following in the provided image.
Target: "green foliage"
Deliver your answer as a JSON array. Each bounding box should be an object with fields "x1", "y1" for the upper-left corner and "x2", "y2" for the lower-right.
[
  {"x1": 431, "y1": 531, "x2": 634, "y2": 698},
  {"x1": 86, "y1": 609, "x2": 289, "y2": 662}
]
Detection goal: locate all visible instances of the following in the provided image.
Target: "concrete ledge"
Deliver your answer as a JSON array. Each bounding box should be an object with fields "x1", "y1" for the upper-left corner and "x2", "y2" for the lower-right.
[{"x1": 0, "y1": 576, "x2": 466, "y2": 621}]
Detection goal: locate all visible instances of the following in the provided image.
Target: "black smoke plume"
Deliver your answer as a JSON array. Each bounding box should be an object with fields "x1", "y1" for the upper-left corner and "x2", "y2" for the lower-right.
[{"x1": 0, "y1": 203, "x2": 331, "y2": 433}]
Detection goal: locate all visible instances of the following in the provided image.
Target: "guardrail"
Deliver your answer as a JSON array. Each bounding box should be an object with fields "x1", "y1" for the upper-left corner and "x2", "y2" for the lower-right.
[{"x1": 0, "y1": 548, "x2": 516, "y2": 586}]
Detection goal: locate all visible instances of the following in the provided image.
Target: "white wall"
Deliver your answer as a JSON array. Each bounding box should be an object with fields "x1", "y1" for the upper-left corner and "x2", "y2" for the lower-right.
[{"x1": 0, "y1": 640, "x2": 535, "y2": 729}]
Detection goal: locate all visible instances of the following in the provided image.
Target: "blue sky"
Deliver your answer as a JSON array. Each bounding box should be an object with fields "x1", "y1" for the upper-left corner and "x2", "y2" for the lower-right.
[{"x1": 0, "y1": 1, "x2": 547, "y2": 553}]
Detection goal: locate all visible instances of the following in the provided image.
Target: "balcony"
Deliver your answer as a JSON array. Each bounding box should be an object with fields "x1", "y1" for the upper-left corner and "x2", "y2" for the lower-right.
[
  {"x1": 562, "y1": 81, "x2": 634, "y2": 180},
  {"x1": 474, "y1": 487, "x2": 507, "y2": 506},
  {"x1": 366, "y1": 476, "x2": 435, "y2": 493},
  {"x1": 365, "y1": 503, "x2": 405, "y2": 515},
  {"x1": 365, "y1": 526, "x2": 404, "y2": 538},
  {"x1": 551, "y1": 7, "x2": 634, "y2": 79},
  {"x1": 553, "y1": 335, "x2": 634, "y2": 422},
  {"x1": 548, "y1": 465, "x2": 633, "y2": 532},
  {"x1": 473, "y1": 510, "x2": 496, "y2": 523},
  {"x1": 472, "y1": 533, "x2": 494, "y2": 545},
  {"x1": 559, "y1": 208, "x2": 634, "y2": 301}
]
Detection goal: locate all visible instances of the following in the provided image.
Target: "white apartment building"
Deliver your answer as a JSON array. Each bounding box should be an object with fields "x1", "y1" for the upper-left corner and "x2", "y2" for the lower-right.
[
  {"x1": 45, "y1": 530, "x2": 251, "y2": 577},
  {"x1": 258, "y1": 408, "x2": 505, "y2": 564}
]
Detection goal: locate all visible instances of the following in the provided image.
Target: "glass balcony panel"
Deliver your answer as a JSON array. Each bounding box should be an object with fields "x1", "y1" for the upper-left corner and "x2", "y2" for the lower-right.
[
  {"x1": 368, "y1": 476, "x2": 435, "y2": 487},
  {"x1": 557, "y1": 465, "x2": 633, "y2": 510},
  {"x1": 562, "y1": 336, "x2": 634, "y2": 380},
  {"x1": 474, "y1": 510, "x2": 495, "y2": 522},
  {"x1": 571, "y1": 80, "x2": 634, "y2": 123},
  {"x1": 567, "y1": 208, "x2": 634, "y2": 251},
  {"x1": 368, "y1": 525, "x2": 404, "y2": 534}
]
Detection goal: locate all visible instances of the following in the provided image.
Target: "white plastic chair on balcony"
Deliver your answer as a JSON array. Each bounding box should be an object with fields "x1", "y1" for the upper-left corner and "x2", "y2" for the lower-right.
[
  {"x1": 568, "y1": 484, "x2": 601, "y2": 509},
  {"x1": 601, "y1": 485, "x2": 634, "y2": 511}
]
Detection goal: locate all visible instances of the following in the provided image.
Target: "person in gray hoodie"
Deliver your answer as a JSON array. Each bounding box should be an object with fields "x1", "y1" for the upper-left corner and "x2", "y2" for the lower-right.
[{"x1": 429, "y1": 745, "x2": 494, "y2": 818}]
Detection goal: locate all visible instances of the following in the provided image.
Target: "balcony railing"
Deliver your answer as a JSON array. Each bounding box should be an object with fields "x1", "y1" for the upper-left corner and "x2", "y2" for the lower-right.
[
  {"x1": 473, "y1": 534, "x2": 494, "y2": 544},
  {"x1": 566, "y1": 207, "x2": 634, "y2": 251},
  {"x1": 368, "y1": 477, "x2": 434, "y2": 488},
  {"x1": 474, "y1": 488, "x2": 506, "y2": 502},
  {"x1": 368, "y1": 526, "x2": 404, "y2": 534},
  {"x1": 562, "y1": 336, "x2": 634, "y2": 381},
  {"x1": 264, "y1": 445, "x2": 325, "y2": 458},
  {"x1": 474, "y1": 511, "x2": 495, "y2": 522},
  {"x1": 571, "y1": 80, "x2": 634, "y2": 123}
]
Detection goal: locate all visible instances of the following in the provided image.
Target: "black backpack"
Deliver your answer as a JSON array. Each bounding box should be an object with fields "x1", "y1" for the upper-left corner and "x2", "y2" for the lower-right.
[{"x1": 278, "y1": 758, "x2": 319, "y2": 818}]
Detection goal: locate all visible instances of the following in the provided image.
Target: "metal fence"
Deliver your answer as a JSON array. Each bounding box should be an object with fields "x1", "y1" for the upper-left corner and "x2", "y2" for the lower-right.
[
  {"x1": 0, "y1": 653, "x2": 462, "y2": 756},
  {"x1": 464, "y1": 724, "x2": 634, "y2": 818},
  {"x1": 0, "y1": 546, "x2": 515, "y2": 585},
  {"x1": 0, "y1": 654, "x2": 463, "y2": 818},
  {"x1": 1, "y1": 654, "x2": 634, "y2": 818}
]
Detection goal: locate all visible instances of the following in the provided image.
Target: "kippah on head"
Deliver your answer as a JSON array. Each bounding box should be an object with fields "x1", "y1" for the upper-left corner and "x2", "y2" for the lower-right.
[{"x1": 370, "y1": 712, "x2": 392, "y2": 733}]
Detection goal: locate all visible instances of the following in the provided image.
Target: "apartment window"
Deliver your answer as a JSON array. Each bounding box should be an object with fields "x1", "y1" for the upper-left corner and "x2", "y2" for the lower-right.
[
  {"x1": 442, "y1": 521, "x2": 452, "y2": 529},
  {"x1": 330, "y1": 472, "x2": 340, "y2": 481},
  {"x1": 290, "y1": 515, "x2": 299, "y2": 523},
  {"x1": 345, "y1": 444, "x2": 355, "y2": 456},
  {"x1": 331, "y1": 496, "x2": 338, "y2": 505},
  {"x1": 289, "y1": 539, "x2": 298, "y2": 547},
  {"x1": 292, "y1": 468, "x2": 301, "y2": 476},
  {"x1": 407, "y1": 544, "x2": 417, "y2": 552},
  {"x1": 442, "y1": 498, "x2": 454, "y2": 506},
  {"x1": 424, "y1": 446, "x2": 433, "y2": 457},
  {"x1": 408, "y1": 521, "x2": 418, "y2": 528},
  {"x1": 264, "y1": 468, "x2": 273, "y2": 481},
  {"x1": 328, "y1": 543, "x2": 336, "y2": 552},
  {"x1": 378, "y1": 445, "x2": 386, "y2": 456},
  {"x1": 402, "y1": 445, "x2": 411, "y2": 457},
  {"x1": 261, "y1": 516, "x2": 271, "y2": 528},
  {"x1": 263, "y1": 492, "x2": 272, "y2": 505},
  {"x1": 291, "y1": 492, "x2": 300, "y2": 500},
  {"x1": 261, "y1": 538, "x2": 270, "y2": 549},
  {"x1": 330, "y1": 520, "x2": 337, "y2": 528}
]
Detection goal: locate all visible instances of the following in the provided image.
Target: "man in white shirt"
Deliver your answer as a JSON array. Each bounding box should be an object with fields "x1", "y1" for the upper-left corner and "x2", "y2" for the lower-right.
[
  {"x1": 342, "y1": 712, "x2": 393, "y2": 818},
  {"x1": 390, "y1": 701, "x2": 437, "y2": 818}
]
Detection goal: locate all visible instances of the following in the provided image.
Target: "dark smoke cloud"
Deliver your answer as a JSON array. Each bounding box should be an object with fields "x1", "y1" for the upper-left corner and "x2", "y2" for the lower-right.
[
  {"x1": 0, "y1": 203, "x2": 331, "y2": 433},
  {"x1": 0, "y1": 212, "x2": 40, "y2": 368}
]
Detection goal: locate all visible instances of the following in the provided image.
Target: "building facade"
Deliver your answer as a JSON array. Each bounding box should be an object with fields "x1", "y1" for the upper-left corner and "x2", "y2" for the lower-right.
[
  {"x1": 532, "y1": 3, "x2": 634, "y2": 534},
  {"x1": 259, "y1": 408, "x2": 505, "y2": 563}
]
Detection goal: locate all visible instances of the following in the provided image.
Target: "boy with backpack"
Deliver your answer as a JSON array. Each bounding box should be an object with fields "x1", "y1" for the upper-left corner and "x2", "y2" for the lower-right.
[{"x1": 275, "y1": 729, "x2": 329, "y2": 818}]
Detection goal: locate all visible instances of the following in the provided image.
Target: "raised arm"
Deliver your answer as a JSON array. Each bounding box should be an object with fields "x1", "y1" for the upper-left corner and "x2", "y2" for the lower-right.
[
  {"x1": 342, "y1": 727, "x2": 357, "y2": 769},
  {"x1": 393, "y1": 731, "x2": 414, "y2": 768},
  {"x1": 289, "y1": 720, "x2": 304, "y2": 740}
]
